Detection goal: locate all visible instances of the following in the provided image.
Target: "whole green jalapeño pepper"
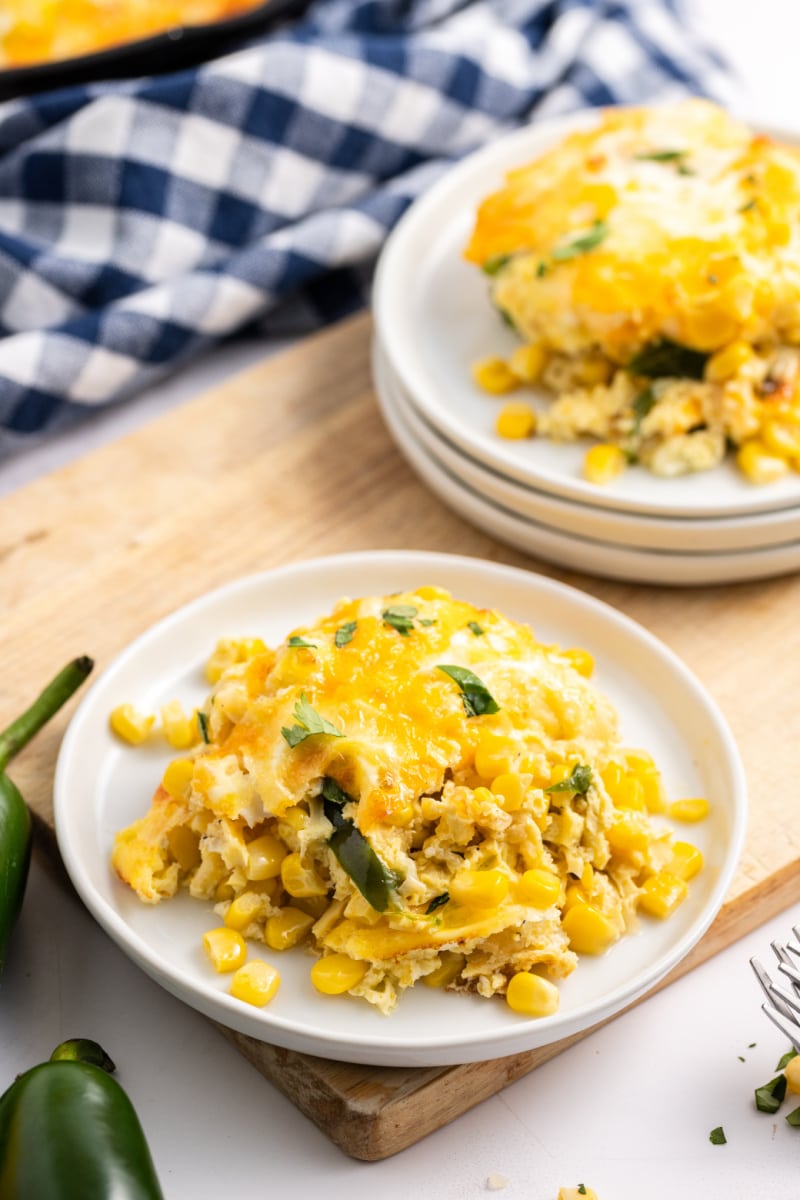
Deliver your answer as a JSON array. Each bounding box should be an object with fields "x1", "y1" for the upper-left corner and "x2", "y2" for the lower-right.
[
  {"x1": 0, "y1": 656, "x2": 93, "y2": 974},
  {"x1": 0, "y1": 1040, "x2": 164, "y2": 1199}
]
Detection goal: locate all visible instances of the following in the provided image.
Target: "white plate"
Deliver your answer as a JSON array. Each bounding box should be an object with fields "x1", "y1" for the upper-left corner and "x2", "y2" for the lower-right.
[
  {"x1": 376, "y1": 338, "x2": 800, "y2": 553},
  {"x1": 375, "y1": 345, "x2": 800, "y2": 586},
  {"x1": 55, "y1": 552, "x2": 746, "y2": 1066},
  {"x1": 373, "y1": 110, "x2": 800, "y2": 520}
]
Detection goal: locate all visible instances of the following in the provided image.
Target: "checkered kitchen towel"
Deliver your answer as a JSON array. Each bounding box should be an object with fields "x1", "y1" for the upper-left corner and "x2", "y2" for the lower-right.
[{"x1": 0, "y1": 0, "x2": 737, "y2": 448}]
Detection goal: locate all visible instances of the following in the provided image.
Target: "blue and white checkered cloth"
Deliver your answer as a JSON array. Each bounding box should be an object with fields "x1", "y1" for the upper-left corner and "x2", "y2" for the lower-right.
[{"x1": 0, "y1": 0, "x2": 736, "y2": 449}]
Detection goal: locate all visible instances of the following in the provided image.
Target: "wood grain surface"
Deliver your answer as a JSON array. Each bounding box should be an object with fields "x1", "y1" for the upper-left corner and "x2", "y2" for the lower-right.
[{"x1": 2, "y1": 312, "x2": 799, "y2": 1160}]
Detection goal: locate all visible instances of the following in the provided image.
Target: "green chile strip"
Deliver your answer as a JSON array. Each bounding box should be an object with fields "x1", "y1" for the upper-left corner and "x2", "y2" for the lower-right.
[{"x1": 320, "y1": 778, "x2": 397, "y2": 912}]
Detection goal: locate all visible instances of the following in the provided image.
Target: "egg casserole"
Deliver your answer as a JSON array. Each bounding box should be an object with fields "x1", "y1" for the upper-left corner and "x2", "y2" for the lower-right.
[
  {"x1": 466, "y1": 99, "x2": 800, "y2": 484},
  {"x1": 0, "y1": 0, "x2": 266, "y2": 67},
  {"x1": 112, "y1": 588, "x2": 704, "y2": 1015}
]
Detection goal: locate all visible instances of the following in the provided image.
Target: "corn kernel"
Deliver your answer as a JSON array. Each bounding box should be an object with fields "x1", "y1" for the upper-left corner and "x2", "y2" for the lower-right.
[
  {"x1": 229, "y1": 960, "x2": 280, "y2": 1007},
  {"x1": 667, "y1": 841, "x2": 704, "y2": 881},
  {"x1": 563, "y1": 883, "x2": 589, "y2": 911},
  {"x1": 281, "y1": 852, "x2": 328, "y2": 898},
  {"x1": 384, "y1": 798, "x2": 415, "y2": 827},
  {"x1": 737, "y1": 439, "x2": 790, "y2": 484},
  {"x1": 612, "y1": 775, "x2": 646, "y2": 812},
  {"x1": 247, "y1": 834, "x2": 287, "y2": 881},
  {"x1": 508, "y1": 343, "x2": 547, "y2": 383},
  {"x1": 224, "y1": 891, "x2": 263, "y2": 932},
  {"x1": 265, "y1": 907, "x2": 315, "y2": 951},
  {"x1": 422, "y1": 952, "x2": 465, "y2": 989},
  {"x1": 575, "y1": 354, "x2": 613, "y2": 386},
  {"x1": 310, "y1": 954, "x2": 368, "y2": 995},
  {"x1": 638, "y1": 871, "x2": 688, "y2": 918},
  {"x1": 516, "y1": 868, "x2": 561, "y2": 909},
  {"x1": 475, "y1": 732, "x2": 516, "y2": 780},
  {"x1": 202, "y1": 927, "x2": 247, "y2": 973},
  {"x1": 162, "y1": 758, "x2": 194, "y2": 799},
  {"x1": 705, "y1": 340, "x2": 754, "y2": 382},
  {"x1": 109, "y1": 704, "x2": 154, "y2": 745},
  {"x1": 562, "y1": 902, "x2": 618, "y2": 955},
  {"x1": 785, "y1": 1055, "x2": 800, "y2": 1094},
  {"x1": 562, "y1": 647, "x2": 594, "y2": 677},
  {"x1": 490, "y1": 773, "x2": 525, "y2": 812},
  {"x1": 450, "y1": 868, "x2": 509, "y2": 909},
  {"x1": 472, "y1": 356, "x2": 519, "y2": 395},
  {"x1": 205, "y1": 637, "x2": 267, "y2": 683},
  {"x1": 160, "y1": 699, "x2": 197, "y2": 749},
  {"x1": 505, "y1": 971, "x2": 560, "y2": 1017},
  {"x1": 669, "y1": 797, "x2": 710, "y2": 823},
  {"x1": 278, "y1": 806, "x2": 306, "y2": 832},
  {"x1": 166, "y1": 825, "x2": 201, "y2": 872},
  {"x1": 583, "y1": 443, "x2": 627, "y2": 485},
  {"x1": 496, "y1": 401, "x2": 537, "y2": 440},
  {"x1": 761, "y1": 418, "x2": 800, "y2": 459},
  {"x1": 606, "y1": 812, "x2": 651, "y2": 859},
  {"x1": 600, "y1": 761, "x2": 624, "y2": 795}
]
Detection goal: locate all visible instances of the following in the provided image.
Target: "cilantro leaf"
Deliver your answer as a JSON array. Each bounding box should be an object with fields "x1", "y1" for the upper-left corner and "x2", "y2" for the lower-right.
[
  {"x1": 709, "y1": 1126, "x2": 727, "y2": 1145},
  {"x1": 287, "y1": 635, "x2": 317, "y2": 648},
  {"x1": 578, "y1": 1187, "x2": 588, "y2": 1196},
  {"x1": 335, "y1": 620, "x2": 357, "y2": 648},
  {"x1": 419, "y1": 618, "x2": 437, "y2": 627},
  {"x1": 425, "y1": 893, "x2": 450, "y2": 914},
  {"x1": 436, "y1": 664, "x2": 500, "y2": 717},
  {"x1": 786, "y1": 1106, "x2": 800, "y2": 1127},
  {"x1": 467, "y1": 621, "x2": 484, "y2": 636},
  {"x1": 777, "y1": 1050, "x2": 798, "y2": 1070},
  {"x1": 632, "y1": 385, "x2": 657, "y2": 430},
  {"x1": 755, "y1": 1074, "x2": 787, "y2": 1114},
  {"x1": 552, "y1": 220, "x2": 609, "y2": 262},
  {"x1": 383, "y1": 605, "x2": 418, "y2": 636},
  {"x1": 281, "y1": 694, "x2": 345, "y2": 747},
  {"x1": 196, "y1": 710, "x2": 210, "y2": 744},
  {"x1": 546, "y1": 764, "x2": 593, "y2": 795}
]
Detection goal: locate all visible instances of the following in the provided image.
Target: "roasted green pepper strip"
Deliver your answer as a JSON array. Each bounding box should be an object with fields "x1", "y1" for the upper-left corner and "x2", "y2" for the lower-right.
[
  {"x1": 0, "y1": 656, "x2": 93, "y2": 974},
  {"x1": 0, "y1": 1040, "x2": 164, "y2": 1200}
]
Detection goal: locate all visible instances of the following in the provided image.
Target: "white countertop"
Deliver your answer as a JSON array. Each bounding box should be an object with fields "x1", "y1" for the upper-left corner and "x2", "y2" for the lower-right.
[{"x1": 2, "y1": 4, "x2": 800, "y2": 1195}]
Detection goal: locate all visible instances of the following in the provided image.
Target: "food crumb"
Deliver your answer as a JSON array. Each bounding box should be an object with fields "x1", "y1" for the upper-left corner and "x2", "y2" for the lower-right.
[{"x1": 486, "y1": 1174, "x2": 508, "y2": 1191}]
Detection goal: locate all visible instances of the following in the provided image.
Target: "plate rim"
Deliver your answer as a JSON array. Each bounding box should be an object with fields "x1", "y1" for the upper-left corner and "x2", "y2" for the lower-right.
[
  {"x1": 373, "y1": 107, "x2": 800, "y2": 521},
  {"x1": 54, "y1": 550, "x2": 748, "y2": 1065}
]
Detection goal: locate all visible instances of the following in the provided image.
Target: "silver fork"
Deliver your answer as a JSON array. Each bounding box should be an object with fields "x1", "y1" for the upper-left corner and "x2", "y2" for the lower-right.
[{"x1": 751, "y1": 925, "x2": 800, "y2": 1052}]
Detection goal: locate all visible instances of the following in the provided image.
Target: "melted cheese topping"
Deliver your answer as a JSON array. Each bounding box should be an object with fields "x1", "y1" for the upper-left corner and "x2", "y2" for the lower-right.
[
  {"x1": 0, "y1": 0, "x2": 265, "y2": 67},
  {"x1": 112, "y1": 588, "x2": 696, "y2": 1013},
  {"x1": 466, "y1": 99, "x2": 800, "y2": 359}
]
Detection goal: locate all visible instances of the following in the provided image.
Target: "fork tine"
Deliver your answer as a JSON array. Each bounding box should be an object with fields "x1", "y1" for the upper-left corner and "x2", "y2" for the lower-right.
[
  {"x1": 751, "y1": 957, "x2": 798, "y2": 1021},
  {"x1": 771, "y1": 940, "x2": 793, "y2": 967},
  {"x1": 762, "y1": 1003, "x2": 800, "y2": 1053},
  {"x1": 778, "y1": 958, "x2": 800, "y2": 989},
  {"x1": 769, "y1": 977, "x2": 800, "y2": 1016}
]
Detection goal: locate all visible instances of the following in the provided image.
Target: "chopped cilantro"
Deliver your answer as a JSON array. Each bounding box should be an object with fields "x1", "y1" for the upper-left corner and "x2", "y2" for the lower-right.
[
  {"x1": 632, "y1": 385, "x2": 657, "y2": 432},
  {"x1": 425, "y1": 893, "x2": 450, "y2": 914},
  {"x1": 383, "y1": 605, "x2": 418, "y2": 636},
  {"x1": 635, "y1": 148, "x2": 687, "y2": 162},
  {"x1": 334, "y1": 620, "x2": 357, "y2": 648},
  {"x1": 436, "y1": 664, "x2": 500, "y2": 717},
  {"x1": 467, "y1": 621, "x2": 484, "y2": 636},
  {"x1": 787, "y1": 1106, "x2": 800, "y2": 1127},
  {"x1": 578, "y1": 1187, "x2": 587, "y2": 1196},
  {"x1": 737, "y1": 1056, "x2": 745, "y2": 1062},
  {"x1": 281, "y1": 694, "x2": 345, "y2": 747},
  {"x1": 536, "y1": 260, "x2": 549, "y2": 278},
  {"x1": 483, "y1": 254, "x2": 512, "y2": 276},
  {"x1": 709, "y1": 1126, "x2": 727, "y2": 1145},
  {"x1": 287, "y1": 635, "x2": 316, "y2": 648},
  {"x1": 552, "y1": 220, "x2": 609, "y2": 262},
  {"x1": 196, "y1": 711, "x2": 210, "y2": 744},
  {"x1": 546, "y1": 764, "x2": 593, "y2": 795},
  {"x1": 755, "y1": 1074, "x2": 787, "y2": 1114},
  {"x1": 740, "y1": 198, "x2": 757, "y2": 213},
  {"x1": 320, "y1": 778, "x2": 398, "y2": 912},
  {"x1": 419, "y1": 618, "x2": 437, "y2": 627},
  {"x1": 777, "y1": 1050, "x2": 798, "y2": 1070},
  {"x1": 749, "y1": 1042, "x2": 757, "y2": 1048}
]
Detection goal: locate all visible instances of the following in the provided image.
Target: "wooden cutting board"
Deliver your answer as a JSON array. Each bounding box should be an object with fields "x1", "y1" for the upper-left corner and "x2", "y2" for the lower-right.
[{"x1": 2, "y1": 312, "x2": 799, "y2": 1161}]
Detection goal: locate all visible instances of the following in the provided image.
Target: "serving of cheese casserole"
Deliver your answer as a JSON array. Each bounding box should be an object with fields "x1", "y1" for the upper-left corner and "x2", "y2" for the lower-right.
[
  {"x1": 466, "y1": 100, "x2": 800, "y2": 485},
  {"x1": 112, "y1": 587, "x2": 704, "y2": 1016},
  {"x1": 0, "y1": 0, "x2": 266, "y2": 67}
]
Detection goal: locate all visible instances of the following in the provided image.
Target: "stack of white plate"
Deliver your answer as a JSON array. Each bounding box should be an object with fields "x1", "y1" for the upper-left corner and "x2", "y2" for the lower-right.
[{"x1": 371, "y1": 112, "x2": 800, "y2": 587}]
